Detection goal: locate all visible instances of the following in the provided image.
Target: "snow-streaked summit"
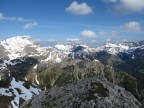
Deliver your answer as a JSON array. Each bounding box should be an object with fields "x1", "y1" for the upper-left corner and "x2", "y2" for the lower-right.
[
  {"x1": 0, "y1": 36, "x2": 65, "y2": 63},
  {"x1": 0, "y1": 36, "x2": 37, "y2": 60},
  {"x1": 55, "y1": 44, "x2": 73, "y2": 52},
  {"x1": 102, "y1": 42, "x2": 130, "y2": 55}
]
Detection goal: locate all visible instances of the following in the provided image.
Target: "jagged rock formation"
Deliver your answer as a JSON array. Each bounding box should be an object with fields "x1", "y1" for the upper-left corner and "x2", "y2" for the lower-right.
[
  {"x1": 20, "y1": 78, "x2": 141, "y2": 108},
  {"x1": 25, "y1": 59, "x2": 117, "y2": 90}
]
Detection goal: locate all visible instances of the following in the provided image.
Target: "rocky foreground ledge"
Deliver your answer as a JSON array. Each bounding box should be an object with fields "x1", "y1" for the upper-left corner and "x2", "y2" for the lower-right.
[{"x1": 20, "y1": 78, "x2": 141, "y2": 108}]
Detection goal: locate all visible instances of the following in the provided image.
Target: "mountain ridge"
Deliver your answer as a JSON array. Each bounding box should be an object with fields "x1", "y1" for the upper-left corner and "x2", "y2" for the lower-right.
[{"x1": 0, "y1": 36, "x2": 144, "y2": 108}]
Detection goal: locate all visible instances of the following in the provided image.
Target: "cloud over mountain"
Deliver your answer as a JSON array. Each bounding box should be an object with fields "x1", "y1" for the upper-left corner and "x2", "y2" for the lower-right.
[
  {"x1": 123, "y1": 21, "x2": 141, "y2": 32},
  {"x1": 67, "y1": 38, "x2": 80, "y2": 42},
  {"x1": 80, "y1": 30, "x2": 96, "y2": 37}
]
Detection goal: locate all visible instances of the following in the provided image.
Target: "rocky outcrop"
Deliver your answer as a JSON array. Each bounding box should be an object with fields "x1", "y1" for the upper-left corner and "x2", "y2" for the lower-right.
[
  {"x1": 20, "y1": 78, "x2": 141, "y2": 108},
  {"x1": 26, "y1": 60, "x2": 116, "y2": 89}
]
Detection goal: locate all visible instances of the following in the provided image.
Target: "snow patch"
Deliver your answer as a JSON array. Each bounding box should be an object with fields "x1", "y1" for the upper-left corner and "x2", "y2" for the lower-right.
[
  {"x1": 35, "y1": 74, "x2": 40, "y2": 85},
  {"x1": 34, "y1": 64, "x2": 38, "y2": 69},
  {"x1": 0, "y1": 77, "x2": 41, "y2": 108},
  {"x1": 56, "y1": 54, "x2": 62, "y2": 63},
  {"x1": 45, "y1": 52, "x2": 52, "y2": 61}
]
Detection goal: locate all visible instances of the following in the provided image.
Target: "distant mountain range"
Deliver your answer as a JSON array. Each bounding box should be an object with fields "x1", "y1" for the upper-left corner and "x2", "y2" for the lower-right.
[{"x1": 0, "y1": 36, "x2": 144, "y2": 108}]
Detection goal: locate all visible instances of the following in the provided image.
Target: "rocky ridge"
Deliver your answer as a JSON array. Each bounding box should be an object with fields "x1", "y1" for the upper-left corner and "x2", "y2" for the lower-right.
[{"x1": 20, "y1": 78, "x2": 141, "y2": 108}]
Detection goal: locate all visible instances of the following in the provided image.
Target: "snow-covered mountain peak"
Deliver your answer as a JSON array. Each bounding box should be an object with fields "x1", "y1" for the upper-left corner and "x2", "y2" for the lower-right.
[
  {"x1": 0, "y1": 36, "x2": 38, "y2": 60},
  {"x1": 105, "y1": 42, "x2": 129, "y2": 49},
  {"x1": 55, "y1": 44, "x2": 73, "y2": 52},
  {"x1": 1, "y1": 35, "x2": 33, "y2": 44},
  {"x1": 100, "y1": 42, "x2": 130, "y2": 55},
  {"x1": 0, "y1": 36, "x2": 68, "y2": 63},
  {"x1": 96, "y1": 41, "x2": 144, "y2": 56}
]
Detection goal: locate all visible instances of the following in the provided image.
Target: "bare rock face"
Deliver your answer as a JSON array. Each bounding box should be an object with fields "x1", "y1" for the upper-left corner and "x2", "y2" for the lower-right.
[
  {"x1": 0, "y1": 45, "x2": 8, "y2": 60},
  {"x1": 20, "y1": 78, "x2": 141, "y2": 108}
]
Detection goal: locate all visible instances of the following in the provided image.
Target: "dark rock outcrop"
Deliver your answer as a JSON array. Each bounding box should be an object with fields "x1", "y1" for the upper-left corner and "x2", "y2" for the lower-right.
[{"x1": 20, "y1": 78, "x2": 141, "y2": 108}]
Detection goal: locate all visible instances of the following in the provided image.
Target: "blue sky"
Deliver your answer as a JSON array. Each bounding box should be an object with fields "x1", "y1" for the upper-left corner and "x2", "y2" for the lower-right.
[{"x1": 0, "y1": 0, "x2": 144, "y2": 45}]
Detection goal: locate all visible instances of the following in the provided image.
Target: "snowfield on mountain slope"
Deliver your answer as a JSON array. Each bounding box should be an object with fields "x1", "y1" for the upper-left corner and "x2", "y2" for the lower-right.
[{"x1": 0, "y1": 77, "x2": 41, "y2": 108}]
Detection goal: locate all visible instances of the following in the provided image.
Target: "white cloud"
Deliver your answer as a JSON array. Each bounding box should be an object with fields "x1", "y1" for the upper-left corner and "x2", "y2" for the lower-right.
[
  {"x1": 123, "y1": 21, "x2": 141, "y2": 32},
  {"x1": 0, "y1": 12, "x2": 37, "y2": 29},
  {"x1": 97, "y1": 21, "x2": 141, "y2": 37},
  {"x1": 0, "y1": 12, "x2": 33, "y2": 22},
  {"x1": 16, "y1": 17, "x2": 32, "y2": 22},
  {"x1": 102, "y1": 0, "x2": 118, "y2": 3},
  {"x1": 66, "y1": 1, "x2": 93, "y2": 15},
  {"x1": 98, "y1": 30, "x2": 119, "y2": 36},
  {"x1": 0, "y1": 12, "x2": 4, "y2": 19},
  {"x1": 80, "y1": 30, "x2": 96, "y2": 37},
  {"x1": 67, "y1": 38, "x2": 80, "y2": 42},
  {"x1": 47, "y1": 39, "x2": 56, "y2": 42},
  {"x1": 103, "y1": 0, "x2": 144, "y2": 14},
  {"x1": 24, "y1": 22, "x2": 38, "y2": 29}
]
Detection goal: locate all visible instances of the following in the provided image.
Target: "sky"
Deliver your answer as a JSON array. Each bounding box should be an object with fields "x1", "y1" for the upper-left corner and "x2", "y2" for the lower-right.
[{"x1": 0, "y1": 0, "x2": 144, "y2": 46}]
